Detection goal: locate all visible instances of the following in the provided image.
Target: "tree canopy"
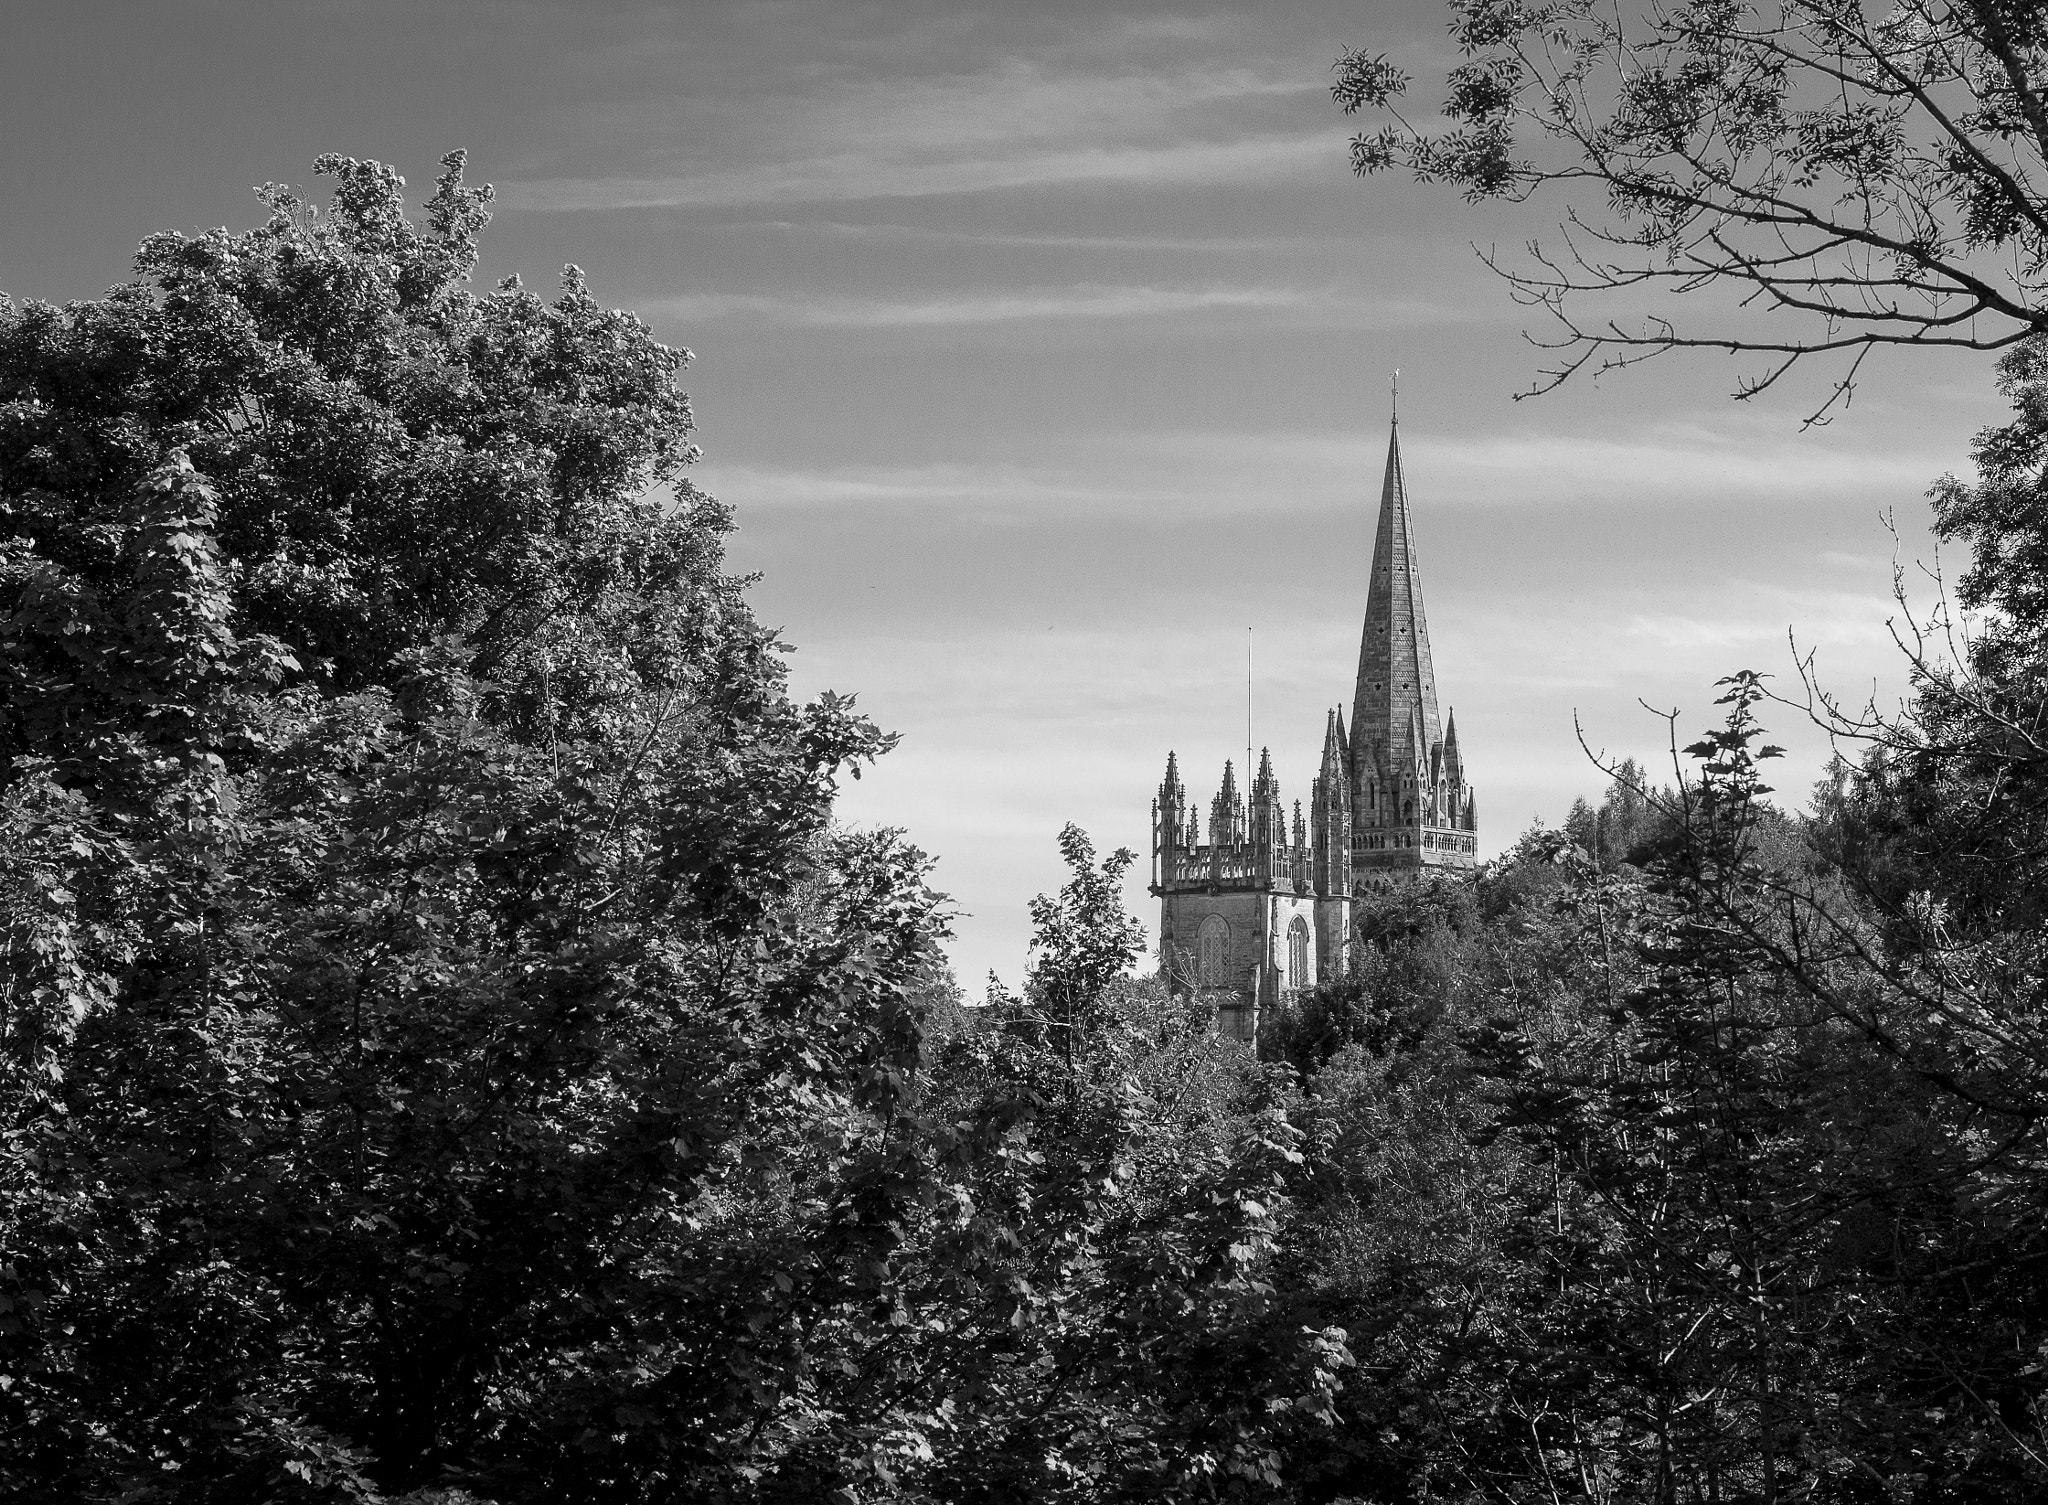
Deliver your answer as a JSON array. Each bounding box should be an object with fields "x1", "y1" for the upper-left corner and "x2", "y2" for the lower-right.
[
  {"x1": 9, "y1": 134, "x2": 2048, "y2": 1503},
  {"x1": 0, "y1": 153, "x2": 1349, "y2": 1505},
  {"x1": 1335, "y1": 0, "x2": 2048, "y2": 416}
]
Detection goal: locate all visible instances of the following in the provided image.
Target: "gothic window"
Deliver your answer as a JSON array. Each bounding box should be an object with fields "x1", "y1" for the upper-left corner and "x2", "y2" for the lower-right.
[
  {"x1": 1286, "y1": 917, "x2": 1311, "y2": 992},
  {"x1": 1197, "y1": 914, "x2": 1229, "y2": 988}
]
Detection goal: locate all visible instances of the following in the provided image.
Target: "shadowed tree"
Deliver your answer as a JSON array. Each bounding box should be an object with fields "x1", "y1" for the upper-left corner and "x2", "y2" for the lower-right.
[{"x1": 1334, "y1": 0, "x2": 2048, "y2": 418}]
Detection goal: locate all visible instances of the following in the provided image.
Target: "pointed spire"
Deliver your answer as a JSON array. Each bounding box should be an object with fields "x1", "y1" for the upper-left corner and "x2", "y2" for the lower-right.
[
  {"x1": 1158, "y1": 751, "x2": 1187, "y2": 854},
  {"x1": 1249, "y1": 747, "x2": 1284, "y2": 853},
  {"x1": 1443, "y1": 710, "x2": 1464, "y2": 786},
  {"x1": 1351, "y1": 412, "x2": 1443, "y2": 788},
  {"x1": 1211, "y1": 759, "x2": 1244, "y2": 846},
  {"x1": 1318, "y1": 710, "x2": 1349, "y2": 801}
]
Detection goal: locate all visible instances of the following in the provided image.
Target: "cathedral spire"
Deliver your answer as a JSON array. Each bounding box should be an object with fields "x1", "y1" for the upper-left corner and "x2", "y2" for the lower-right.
[{"x1": 1350, "y1": 412, "x2": 1442, "y2": 781}]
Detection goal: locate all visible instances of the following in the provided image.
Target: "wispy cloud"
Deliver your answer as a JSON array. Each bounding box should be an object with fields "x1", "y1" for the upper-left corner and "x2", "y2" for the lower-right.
[
  {"x1": 647, "y1": 283, "x2": 1478, "y2": 331},
  {"x1": 724, "y1": 220, "x2": 1335, "y2": 254},
  {"x1": 1095, "y1": 426, "x2": 1955, "y2": 509},
  {"x1": 650, "y1": 283, "x2": 1320, "y2": 328},
  {"x1": 698, "y1": 461, "x2": 1135, "y2": 510},
  {"x1": 1408, "y1": 429, "x2": 1950, "y2": 501},
  {"x1": 705, "y1": 423, "x2": 1953, "y2": 519},
  {"x1": 496, "y1": 9, "x2": 1341, "y2": 212},
  {"x1": 503, "y1": 133, "x2": 1336, "y2": 212}
]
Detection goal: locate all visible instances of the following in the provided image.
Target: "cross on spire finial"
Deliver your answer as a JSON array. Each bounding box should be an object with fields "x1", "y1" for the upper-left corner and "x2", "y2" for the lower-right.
[{"x1": 1391, "y1": 368, "x2": 1400, "y2": 425}]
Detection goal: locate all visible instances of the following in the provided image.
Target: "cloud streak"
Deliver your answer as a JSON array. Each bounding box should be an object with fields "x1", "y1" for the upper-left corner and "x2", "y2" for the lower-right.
[
  {"x1": 723, "y1": 220, "x2": 1340, "y2": 254},
  {"x1": 496, "y1": 13, "x2": 1341, "y2": 212},
  {"x1": 647, "y1": 283, "x2": 1479, "y2": 331},
  {"x1": 502, "y1": 133, "x2": 1337, "y2": 212},
  {"x1": 700, "y1": 423, "x2": 1954, "y2": 517}
]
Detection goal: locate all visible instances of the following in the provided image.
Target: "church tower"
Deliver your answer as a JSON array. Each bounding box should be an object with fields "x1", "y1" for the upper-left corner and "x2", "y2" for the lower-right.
[
  {"x1": 1150, "y1": 408, "x2": 1477, "y2": 1029},
  {"x1": 1344, "y1": 412, "x2": 1478, "y2": 880}
]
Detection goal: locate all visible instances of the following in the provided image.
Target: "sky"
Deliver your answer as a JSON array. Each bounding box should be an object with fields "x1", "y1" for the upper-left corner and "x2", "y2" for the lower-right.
[{"x1": 1, "y1": 0, "x2": 2008, "y2": 992}]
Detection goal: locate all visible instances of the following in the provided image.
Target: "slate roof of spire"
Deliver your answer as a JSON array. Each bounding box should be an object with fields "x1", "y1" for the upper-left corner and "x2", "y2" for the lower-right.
[{"x1": 1350, "y1": 414, "x2": 1442, "y2": 778}]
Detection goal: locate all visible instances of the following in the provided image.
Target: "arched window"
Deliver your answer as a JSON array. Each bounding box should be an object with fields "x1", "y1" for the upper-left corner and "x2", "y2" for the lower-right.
[
  {"x1": 1197, "y1": 914, "x2": 1229, "y2": 987},
  {"x1": 1286, "y1": 917, "x2": 1311, "y2": 992}
]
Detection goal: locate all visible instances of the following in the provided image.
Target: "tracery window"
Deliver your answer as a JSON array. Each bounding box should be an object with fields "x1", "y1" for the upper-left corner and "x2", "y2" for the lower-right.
[
  {"x1": 1197, "y1": 914, "x2": 1229, "y2": 988},
  {"x1": 1286, "y1": 917, "x2": 1311, "y2": 992}
]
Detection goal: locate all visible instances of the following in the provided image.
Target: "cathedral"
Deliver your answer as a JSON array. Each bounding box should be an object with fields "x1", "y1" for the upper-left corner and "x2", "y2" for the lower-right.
[{"x1": 1149, "y1": 413, "x2": 1478, "y2": 1039}]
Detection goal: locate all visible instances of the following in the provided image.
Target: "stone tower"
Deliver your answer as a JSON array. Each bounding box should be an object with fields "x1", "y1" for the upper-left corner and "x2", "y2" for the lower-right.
[
  {"x1": 1150, "y1": 412, "x2": 1477, "y2": 1033},
  {"x1": 1343, "y1": 413, "x2": 1478, "y2": 881}
]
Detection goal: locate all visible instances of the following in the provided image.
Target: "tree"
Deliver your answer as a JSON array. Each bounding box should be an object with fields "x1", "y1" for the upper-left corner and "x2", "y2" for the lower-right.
[
  {"x1": 0, "y1": 154, "x2": 956, "y2": 1504},
  {"x1": 1334, "y1": 0, "x2": 2048, "y2": 417},
  {"x1": 1476, "y1": 679, "x2": 2048, "y2": 1500},
  {"x1": 788, "y1": 826, "x2": 1353, "y2": 1501},
  {"x1": 1022, "y1": 823, "x2": 1148, "y2": 1080},
  {"x1": 1330, "y1": 11, "x2": 2048, "y2": 1482},
  {"x1": 1564, "y1": 758, "x2": 1678, "y2": 872},
  {"x1": 0, "y1": 164, "x2": 1351, "y2": 1497}
]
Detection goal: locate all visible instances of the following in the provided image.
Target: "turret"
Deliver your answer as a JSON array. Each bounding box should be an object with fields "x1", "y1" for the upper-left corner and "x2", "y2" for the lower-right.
[
  {"x1": 1249, "y1": 747, "x2": 1285, "y2": 856},
  {"x1": 1210, "y1": 760, "x2": 1244, "y2": 846},
  {"x1": 1442, "y1": 710, "x2": 1466, "y2": 827},
  {"x1": 1156, "y1": 751, "x2": 1186, "y2": 856},
  {"x1": 1312, "y1": 708, "x2": 1354, "y2": 896}
]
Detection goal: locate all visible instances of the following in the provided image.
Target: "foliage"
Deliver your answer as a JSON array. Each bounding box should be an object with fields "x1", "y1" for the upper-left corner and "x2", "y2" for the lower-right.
[
  {"x1": 0, "y1": 154, "x2": 1351, "y2": 1498},
  {"x1": 1266, "y1": 677, "x2": 2048, "y2": 1501},
  {"x1": 1562, "y1": 757, "x2": 1677, "y2": 872},
  {"x1": 1333, "y1": 0, "x2": 2048, "y2": 415},
  {"x1": 13, "y1": 141, "x2": 2048, "y2": 1505},
  {"x1": 0, "y1": 155, "x2": 940, "y2": 1505},
  {"x1": 1023, "y1": 823, "x2": 1149, "y2": 1078}
]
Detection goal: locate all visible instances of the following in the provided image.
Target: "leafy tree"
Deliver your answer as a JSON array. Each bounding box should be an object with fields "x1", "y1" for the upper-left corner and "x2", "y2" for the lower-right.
[
  {"x1": 1322, "y1": 7, "x2": 2048, "y2": 1491},
  {"x1": 1022, "y1": 824, "x2": 1148, "y2": 1079},
  {"x1": 1334, "y1": 0, "x2": 2048, "y2": 414},
  {"x1": 0, "y1": 154, "x2": 953, "y2": 1504},
  {"x1": 1260, "y1": 678, "x2": 2048, "y2": 1501},
  {"x1": 1462, "y1": 680, "x2": 2048, "y2": 1501},
  {"x1": 1563, "y1": 758, "x2": 1678, "y2": 872},
  {"x1": 1263, "y1": 876, "x2": 1480, "y2": 1078}
]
